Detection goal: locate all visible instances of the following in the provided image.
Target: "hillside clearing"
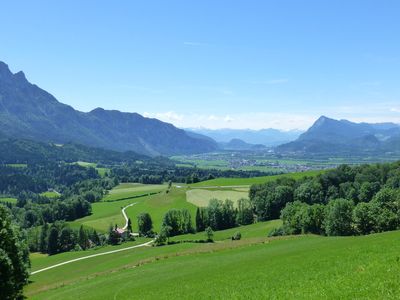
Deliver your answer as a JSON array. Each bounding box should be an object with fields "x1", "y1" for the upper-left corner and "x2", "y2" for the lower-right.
[
  {"x1": 186, "y1": 189, "x2": 248, "y2": 207},
  {"x1": 191, "y1": 169, "x2": 323, "y2": 187}
]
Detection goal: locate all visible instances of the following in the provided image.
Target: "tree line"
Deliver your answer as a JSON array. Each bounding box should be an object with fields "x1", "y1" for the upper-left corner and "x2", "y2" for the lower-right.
[{"x1": 247, "y1": 162, "x2": 400, "y2": 236}]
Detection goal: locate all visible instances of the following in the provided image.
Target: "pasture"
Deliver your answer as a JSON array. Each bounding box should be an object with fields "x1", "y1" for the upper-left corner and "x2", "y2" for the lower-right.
[
  {"x1": 40, "y1": 191, "x2": 60, "y2": 198},
  {"x1": 186, "y1": 188, "x2": 248, "y2": 207},
  {"x1": 103, "y1": 183, "x2": 166, "y2": 202},
  {"x1": 124, "y1": 188, "x2": 197, "y2": 232},
  {"x1": 191, "y1": 169, "x2": 323, "y2": 187},
  {"x1": 0, "y1": 197, "x2": 17, "y2": 204},
  {"x1": 68, "y1": 183, "x2": 165, "y2": 232},
  {"x1": 26, "y1": 229, "x2": 400, "y2": 299},
  {"x1": 74, "y1": 161, "x2": 110, "y2": 177}
]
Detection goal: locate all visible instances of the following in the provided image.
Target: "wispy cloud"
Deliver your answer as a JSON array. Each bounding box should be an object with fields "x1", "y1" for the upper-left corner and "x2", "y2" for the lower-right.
[
  {"x1": 142, "y1": 111, "x2": 317, "y2": 130},
  {"x1": 391, "y1": 107, "x2": 400, "y2": 113},
  {"x1": 142, "y1": 108, "x2": 400, "y2": 130}
]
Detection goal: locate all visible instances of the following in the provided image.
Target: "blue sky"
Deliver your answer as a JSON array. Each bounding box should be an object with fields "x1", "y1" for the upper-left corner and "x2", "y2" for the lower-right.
[{"x1": 1, "y1": 0, "x2": 399, "y2": 130}]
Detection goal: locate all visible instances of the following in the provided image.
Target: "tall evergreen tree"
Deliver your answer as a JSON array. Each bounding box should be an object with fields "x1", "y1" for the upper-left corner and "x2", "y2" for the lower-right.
[
  {"x1": 127, "y1": 218, "x2": 133, "y2": 233},
  {"x1": 195, "y1": 207, "x2": 205, "y2": 232},
  {"x1": 47, "y1": 225, "x2": 59, "y2": 255}
]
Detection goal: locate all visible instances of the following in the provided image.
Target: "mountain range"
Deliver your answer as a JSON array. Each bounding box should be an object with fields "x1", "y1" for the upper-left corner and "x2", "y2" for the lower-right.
[
  {"x1": 277, "y1": 116, "x2": 400, "y2": 154},
  {"x1": 0, "y1": 61, "x2": 217, "y2": 156},
  {"x1": 188, "y1": 128, "x2": 302, "y2": 146},
  {"x1": 2, "y1": 61, "x2": 400, "y2": 158}
]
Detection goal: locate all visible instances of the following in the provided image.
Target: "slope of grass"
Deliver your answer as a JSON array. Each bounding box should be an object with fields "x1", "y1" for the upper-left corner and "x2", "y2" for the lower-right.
[
  {"x1": 124, "y1": 187, "x2": 197, "y2": 232},
  {"x1": 68, "y1": 183, "x2": 168, "y2": 232},
  {"x1": 186, "y1": 189, "x2": 248, "y2": 207},
  {"x1": 0, "y1": 197, "x2": 17, "y2": 204},
  {"x1": 68, "y1": 185, "x2": 191, "y2": 233},
  {"x1": 103, "y1": 183, "x2": 166, "y2": 202},
  {"x1": 171, "y1": 220, "x2": 281, "y2": 242},
  {"x1": 68, "y1": 197, "x2": 136, "y2": 232},
  {"x1": 40, "y1": 191, "x2": 60, "y2": 199},
  {"x1": 27, "y1": 230, "x2": 400, "y2": 299},
  {"x1": 74, "y1": 161, "x2": 109, "y2": 177},
  {"x1": 191, "y1": 169, "x2": 324, "y2": 187},
  {"x1": 29, "y1": 238, "x2": 151, "y2": 272}
]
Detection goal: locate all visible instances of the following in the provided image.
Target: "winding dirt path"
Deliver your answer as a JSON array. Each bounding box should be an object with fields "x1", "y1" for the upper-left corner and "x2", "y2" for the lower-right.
[{"x1": 31, "y1": 201, "x2": 150, "y2": 275}]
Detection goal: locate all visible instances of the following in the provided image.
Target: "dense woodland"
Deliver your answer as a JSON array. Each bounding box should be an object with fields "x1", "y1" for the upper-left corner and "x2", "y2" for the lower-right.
[
  {"x1": 159, "y1": 162, "x2": 400, "y2": 238},
  {"x1": 249, "y1": 162, "x2": 400, "y2": 236}
]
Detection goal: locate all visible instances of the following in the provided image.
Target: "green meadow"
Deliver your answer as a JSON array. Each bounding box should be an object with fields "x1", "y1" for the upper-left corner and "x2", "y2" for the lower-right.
[
  {"x1": 191, "y1": 169, "x2": 323, "y2": 187},
  {"x1": 186, "y1": 188, "x2": 248, "y2": 207},
  {"x1": 103, "y1": 183, "x2": 166, "y2": 202},
  {"x1": 40, "y1": 191, "x2": 60, "y2": 199},
  {"x1": 27, "y1": 229, "x2": 400, "y2": 299},
  {"x1": 0, "y1": 197, "x2": 17, "y2": 204},
  {"x1": 67, "y1": 183, "x2": 161, "y2": 232},
  {"x1": 124, "y1": 188, "x2": 197, "y2": 232},
  {"x1": 75, "y1": 161, "x2": 110, "y2": 177}
]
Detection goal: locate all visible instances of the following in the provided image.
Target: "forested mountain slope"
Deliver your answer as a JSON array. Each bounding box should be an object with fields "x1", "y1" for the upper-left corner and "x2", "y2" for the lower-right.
[{"x1": 0, "y1": 61, "x2": 217, "y2": 156}]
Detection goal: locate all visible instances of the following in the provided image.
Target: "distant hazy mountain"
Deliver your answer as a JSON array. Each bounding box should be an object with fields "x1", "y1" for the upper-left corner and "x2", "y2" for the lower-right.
[
  {"x1": 277, "y1": 116, "x2": 400, "y2": 154},
  {"x1": 218, "y1": 138, "x2": 266, "y2": 151},
  {"x1": 188, "y1": 128, "x2": 302, "y2": 146},
  {"x1": 0, "y1": 61, "x2": 217, "y2": 156}
]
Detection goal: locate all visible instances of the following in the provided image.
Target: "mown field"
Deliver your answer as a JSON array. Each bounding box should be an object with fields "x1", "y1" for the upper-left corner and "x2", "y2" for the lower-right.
[
  {"x1": 27, "y1": 229, "x2": 400, "y2": 299},
  {"x1": 186, "y1": 188, "x2": 249, "y2": 207}
]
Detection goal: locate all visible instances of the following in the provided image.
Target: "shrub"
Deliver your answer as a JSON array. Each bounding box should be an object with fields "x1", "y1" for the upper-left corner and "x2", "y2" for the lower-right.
[{"x1": 232, "y1": 232, "x2": 241, "y2": 240}]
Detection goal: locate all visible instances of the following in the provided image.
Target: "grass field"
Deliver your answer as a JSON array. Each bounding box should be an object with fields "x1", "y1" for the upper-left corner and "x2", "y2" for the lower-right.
[
  {"x1": 68, "y1": 183, "x2": 175, "y2": 232},
  {"x1": 0, "y1": 197, "x2": 17, "y2": 204},
  {"x1": 170, "y1": 220, "x2": 281, "y2": 242},
  {"x1": 6, "y1": 163, "x2": 28, "y2": 168},
  {"x1": 75, "y1": 161, "x2": 110, "y2": 177},
  {"x1": 40, "y1": 191, "x2": 60, "y2": 199},
  {"x1": 103, "y1": 183, "x2": 166, "y2": 202},
  {"x1": 69, "y1": 183, "x2": 165, "y2": 232},
  {"x1": 124, "y1": 188, "x2": 197, "y2": 232},
  {"x1": 186, "y1": 189, "x2": 248, "y2": 207},
  {"x1": 191, "y1": 169, "x2": 323, "y2": 187},
  {"x1": 26, "y1": 229, "x2": 400, "y2": 299}
]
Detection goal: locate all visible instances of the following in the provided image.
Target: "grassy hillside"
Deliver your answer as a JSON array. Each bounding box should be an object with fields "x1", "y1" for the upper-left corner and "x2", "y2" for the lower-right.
[
  {"x1": 186, "y1": 188, "x2": 248, "y2": 207},
  {"x1": 124, "y1": 187, "x2": 197, "y2": 232},
  {"x1": 27, "y1": 229, "x2": 400, "y2": 299},
  {"x1": 69, "y1": 185, "x2": 193, "y2": 233},
  {"x1": 103, "y1": 183, "x2": 166, "y2": 202},
  {"x1": 191, "y1": 169, "x2": 323, "y2": 187},
  {"x1": 0, "y1": 197, "x2": 17, "y2": 204},
  {"x1": 68, "y1": 183, "x2": 166, "y2": 232}
]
